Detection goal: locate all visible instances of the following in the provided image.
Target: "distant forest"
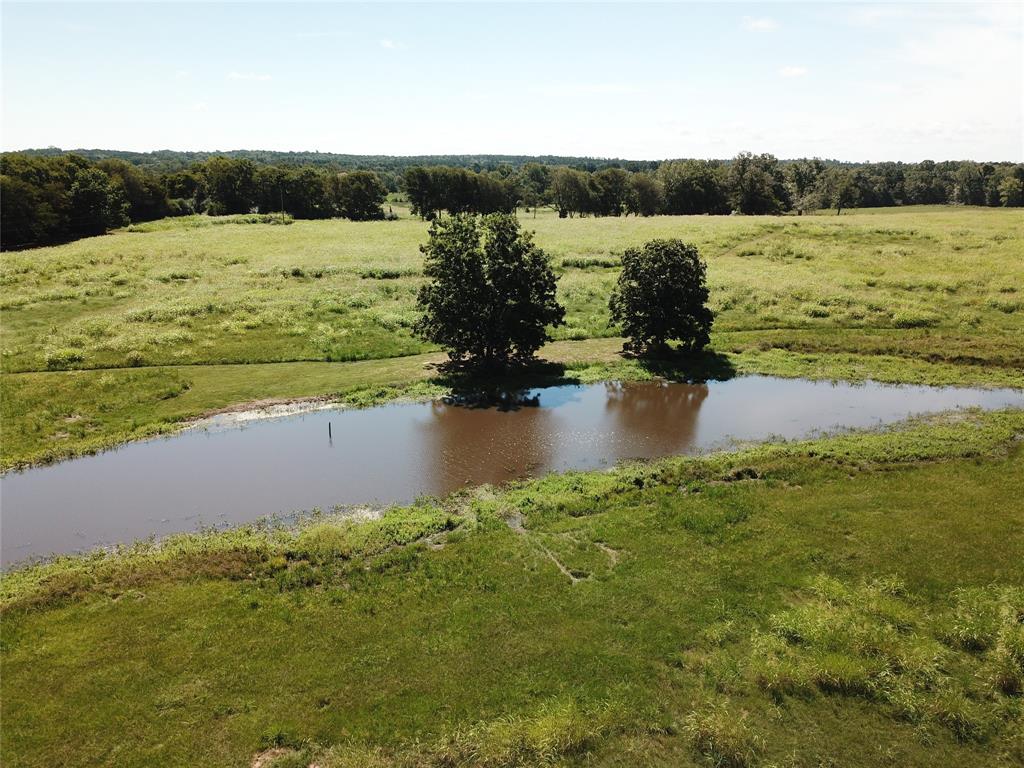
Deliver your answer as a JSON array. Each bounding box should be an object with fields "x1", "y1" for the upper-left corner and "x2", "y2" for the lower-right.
[{"x1": 2, "y1": 148, "x2": 1022, "y2": 249}]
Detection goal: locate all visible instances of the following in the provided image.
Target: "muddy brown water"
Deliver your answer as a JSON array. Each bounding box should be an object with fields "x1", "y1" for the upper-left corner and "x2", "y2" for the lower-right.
[{"x1": 2, "y1": 376, "x2": 1022, "y2": 566}]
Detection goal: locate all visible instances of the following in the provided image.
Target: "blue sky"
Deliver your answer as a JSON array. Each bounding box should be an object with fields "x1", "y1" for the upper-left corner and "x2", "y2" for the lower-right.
[{"x1": 2, "y1": 2, "x2": 1020, "y2": 160}]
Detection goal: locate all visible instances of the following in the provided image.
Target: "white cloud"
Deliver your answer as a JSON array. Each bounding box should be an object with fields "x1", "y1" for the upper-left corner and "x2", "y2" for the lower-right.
[
  {"x1": 174, "y1": 69, "x2": 190, "y2": 79},
  {"x1": 227, "y1": 71, "x2": 272, "y2": 82},
  {"x1": 779, "y1": 66, "x2": 808, "y2": 78},
  {"x1": 741, "y1": 16, "x2": 778, "y2": 31},
  {"x1": 379, "y1": 39, "x2": 404, "y2": 50}
]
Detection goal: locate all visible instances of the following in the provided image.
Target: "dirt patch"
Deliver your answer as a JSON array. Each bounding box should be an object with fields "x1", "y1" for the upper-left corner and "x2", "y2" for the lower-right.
[
  {"x1": 189, "y1": 396, "x2": 342, "y2": 429},
  {"x1": 251, "y1": 747, "x2": 296, "y2": 768}
]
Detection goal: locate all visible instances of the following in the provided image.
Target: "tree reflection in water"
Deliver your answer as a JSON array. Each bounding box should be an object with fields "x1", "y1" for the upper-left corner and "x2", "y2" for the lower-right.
[
  {"x1": 603, "y1": 380, "x2": 708, "y2": 457},
  {"x1": 417, "y1": 390, "x2": 555, "y2": 496}
]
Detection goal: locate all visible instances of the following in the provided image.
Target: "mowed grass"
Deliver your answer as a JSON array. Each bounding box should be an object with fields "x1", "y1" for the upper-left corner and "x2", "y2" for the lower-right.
[
  {"x1": 2, "y1": 410, "x2": 1023, "y2": 767},
  {"x1": 1, "y1": 205, "x2": 1022, "y2": 468}
]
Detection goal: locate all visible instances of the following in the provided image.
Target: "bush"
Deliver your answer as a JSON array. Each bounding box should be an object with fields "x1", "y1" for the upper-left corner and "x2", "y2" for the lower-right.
[
  {"x1": 166, "y1": 198, "x2": 195, "y2": 217},
  {"x1": 892, "y1": 309, "x2": 940, "y2": 328},
  {"x1": 608, "y1": 239, "x2": 714, "y2": 354},
  {"x1": 44, "y1": 348, "x2": 85, "y2": 370},
  {"x1": 415, "y1": 214, "x2": 565, "y2": 368}
]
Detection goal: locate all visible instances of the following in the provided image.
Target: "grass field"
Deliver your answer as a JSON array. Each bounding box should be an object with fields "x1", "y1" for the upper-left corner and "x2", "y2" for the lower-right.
[
  {"x1": 2, "y1": 205, "x2": 1022, "y2": 468},
  {"x1": 2, "y1": 206, "x2": 1023, "y2": 767}
]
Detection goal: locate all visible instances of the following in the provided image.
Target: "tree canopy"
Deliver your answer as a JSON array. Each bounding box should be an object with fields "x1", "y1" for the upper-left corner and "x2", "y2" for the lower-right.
[
  {"x1": 415, "y1": 214, "x2": 565, "y2": 368},
  {"x1": 609, "y1": 239, "x2": 714, "y2": 355}
]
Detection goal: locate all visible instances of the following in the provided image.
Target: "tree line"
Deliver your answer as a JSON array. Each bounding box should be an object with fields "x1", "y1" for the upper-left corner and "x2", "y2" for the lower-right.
[
  {"x1": 3, "y1": 150, "x2": 1022, "y2": 249},
  {"x1": 0, "y1": 154, "x2": 389, "y2": 249},
  {"x1": 407, "y1": 154, "x2": 1024, "y2": 219}
]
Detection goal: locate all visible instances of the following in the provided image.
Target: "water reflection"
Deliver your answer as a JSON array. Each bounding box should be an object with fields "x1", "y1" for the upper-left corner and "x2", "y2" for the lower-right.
[
  {"x1": 603, "y1": 381, "x2": 708, "y2": 458},
  {"x1": 418, "y1": 395, "x2": 556, "y2": 495}
]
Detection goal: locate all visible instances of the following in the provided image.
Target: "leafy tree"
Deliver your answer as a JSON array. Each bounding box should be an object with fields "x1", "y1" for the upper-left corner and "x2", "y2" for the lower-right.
[
  {"x1": 627, "y1": 172, "x2": 664, "y2": 216},
  {"x1": 515, "y1": 162, "x2": 551, "y2": 216},
  {"x1": 658, "y1": 160, "x2": 729, "y2": 215},
  {"x1": 903, "y1": 160, "x2": 948, "y2": 205},
  {"x1": 331, "y1": 170, "x2": 387, "y2": 220},
  {"x1": 253, "y1": 165, "x2": 288, "y2": 213},
  {"x1": 415, "y1": 214, "x2": 565, "y2": 368},
  {"x1": 199, "y1": 157, "x2": 256, "y2": 214},
  {"x1": 69, "y1": 167, "x2": 128, "y2": 235},
  {"x1": 162, "y1": 169, "x2": 202, "y2": 201},
  {"x1": 726, "y1": 152, "x2": 790, "y2": 214},
  {"x1": 609, "y1": 239, "x2": 713, "y2": 354},
  {"x1": 0, "y1": 175, "x2": 48, "y2": 247},
  {"x1": 817, "y1": 167, "x2": 859, "y2": 214},
  {"x1": 592, "y1": 167, "x2": 631, "y2": 216},
  {"x1": 284, "y1": 167, "x2": 333, "y2": 219},
  {"x1": 998, "y1": 175, "x2": 1024, "y2": 207},
  {"x1": 402, "y1": 166, "x2": 515, "y2": 218},
  {"x1": 550, "y1": 167, "x2": 591, "y2": 217},
  {"x1": 96, "y1": 159, "x2": 168, "y2": 221},
  {"x1": 952, "y1": 162, "x2": 987, "y2": 206},
  {"x1": 786, "y1": 158, "x2": 826, "y2": 213}
]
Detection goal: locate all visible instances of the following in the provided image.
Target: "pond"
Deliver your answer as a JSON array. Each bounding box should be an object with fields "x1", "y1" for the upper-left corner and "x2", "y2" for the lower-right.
[{"x1": 2, "y1": 375, "x2": 1022, "y2": 566}]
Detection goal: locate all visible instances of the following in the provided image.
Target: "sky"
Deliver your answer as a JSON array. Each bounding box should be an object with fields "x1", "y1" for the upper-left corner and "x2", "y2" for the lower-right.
[{"x1": 1, "y1": 1, "x2": 1021, "y2": 161}]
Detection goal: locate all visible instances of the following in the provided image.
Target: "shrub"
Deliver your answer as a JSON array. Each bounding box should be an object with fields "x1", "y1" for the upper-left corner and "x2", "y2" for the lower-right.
[
  {"x1": 892, "y1": 309, "x2": 940, "y2": 328},
  {"x1": 44, "y1": 347, "x2": 85, "y2": 370},
  {"x1": 608, "y1": 239, "x2": 713, "y2": 354},
  {"x1": 124, "y1": 350, "x2": 145, "y2": 367},
  {"x1": 560, "y1": 256, "x2": 621, "y2": 269},
  {"x1": 358, "y1": 267, "x2": 418, "y2": 280},
  {"x1": 166, "y1": 198, "x2": 195, "y2": 217}
]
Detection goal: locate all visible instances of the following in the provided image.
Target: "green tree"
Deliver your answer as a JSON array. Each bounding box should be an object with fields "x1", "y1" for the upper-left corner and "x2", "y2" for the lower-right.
[
  {"x1": 415, "y1": 214, "x2": 565, "y2": 368},
  {"x1": 952, "y1": 162, "x2": 987, "y2": 206},
  {"x1": 998, "y1": 175, "x2": 1024, "y2": 207},
  {"x1": 817, "y1": 167, "x2": 859, "y2": 214},
  {"x1": 199, "y1": 157, "x2": 256, "y2": 214},
  {"x1": 658, "y1": 160, "x2": 729, "y2": 214},
  {"x1": 69, "y1": 167, "x2": 128, "y2": 235},
  {"x1": 592, "y1": 167, "x2": 631, "y2": 216},
  {"x1": 96, "y1": 159, "x2": 169, "y2": 221},
  {"x1": 331, "y1": 170, "x2": 387, "y2": 220},
  {"x1": 726, "y1": 152, "x2": 789, "y2": 214},
  {"x1": 904, "y1": 160, "x2": 948, "y2": 205},
  {"x1": 515, "y1": 162, "x2": 551, "y2": 216},
  {"x1": 627, "y1": 172, "x2": 664, "y2": 216},
  {"x1": 609, "y1": 239, "x2": 713, "y2": 354},
  {"x1": 550, "y1": 167, "x2": 591, "y2": 217},
  {"x1": 0, "y1": 175, "x2": 48, "y2": 247},
  {"x1": 786, "y1": 158, "x2": 826, "y2": 213}
]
